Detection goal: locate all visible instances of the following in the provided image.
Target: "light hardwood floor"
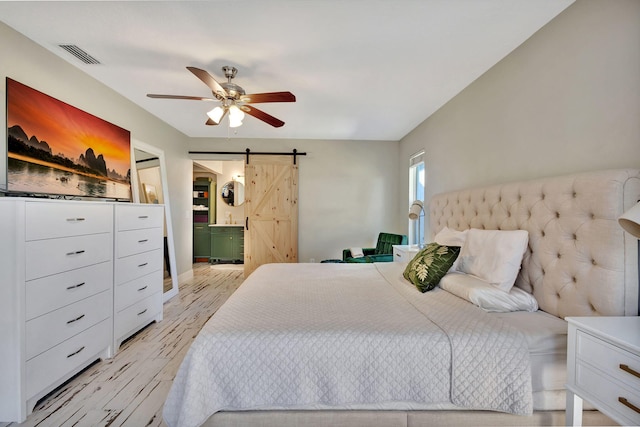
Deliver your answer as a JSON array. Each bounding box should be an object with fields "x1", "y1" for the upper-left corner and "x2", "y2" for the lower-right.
[{"x1": 5, "y1": 263, "x2": 244, "y2": 427}]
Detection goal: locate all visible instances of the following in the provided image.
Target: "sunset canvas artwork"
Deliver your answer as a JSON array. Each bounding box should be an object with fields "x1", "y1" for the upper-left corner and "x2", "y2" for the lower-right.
[{"x1": 6, "y1": 78, "x2": 131, "y2": 200}]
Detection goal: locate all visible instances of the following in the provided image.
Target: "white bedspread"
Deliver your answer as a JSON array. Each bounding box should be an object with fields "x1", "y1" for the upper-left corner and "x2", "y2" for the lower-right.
[{"x1": 164, "y1": 263, "x2": 532, "y2": 427}]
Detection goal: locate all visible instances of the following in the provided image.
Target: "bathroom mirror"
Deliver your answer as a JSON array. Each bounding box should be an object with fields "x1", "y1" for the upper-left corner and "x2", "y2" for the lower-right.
[
  {"x1": 132, "y1": 140, "x2": 178, "y2": 302},
  {"x1": 220, "y1": 180, "x2": 244, "y2": 206}
]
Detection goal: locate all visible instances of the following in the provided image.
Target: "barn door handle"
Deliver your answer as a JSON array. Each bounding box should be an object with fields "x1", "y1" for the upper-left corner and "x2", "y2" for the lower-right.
[{"x1": 245, "y1": 217, "x2": 249, "y2": 231}]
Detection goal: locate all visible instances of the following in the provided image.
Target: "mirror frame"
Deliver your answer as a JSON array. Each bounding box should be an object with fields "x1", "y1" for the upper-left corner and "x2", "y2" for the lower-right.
[
  {"x1": 220, "y1": 180, "x2": 245, "y2": 207},
  {"x1": 131, "y1": 139, "x2": 178, "y2": 302}
]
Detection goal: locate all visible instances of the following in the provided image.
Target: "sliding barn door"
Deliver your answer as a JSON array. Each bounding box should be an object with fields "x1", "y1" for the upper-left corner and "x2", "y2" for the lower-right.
[{"x1": 244, "y1": 155, "x2": 298, "y2": 277}]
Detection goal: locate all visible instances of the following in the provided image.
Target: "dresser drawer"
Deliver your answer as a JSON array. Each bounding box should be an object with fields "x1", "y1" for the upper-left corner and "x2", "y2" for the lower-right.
[
  {"x1": 26, "y1": 202, "x2": 112, "y2": 241},
  {"x1": 26, "y1": 233, "x2": 112, "y2": 280},
  {"x1": 577, "y1": 330, "x2": 640, "y2": 390},
  {"x1": 115, "y1": 248, "x2": 163, "y2": 285},
  {"x1": 116, "y1": 204, "x2": 163, "y2": 231},
  {"x1": 576, "y1": 362, "x2": 640, "y2": 425},
  {"x1": 115, "y1": 291, "x2": 162, "y2": 339},
  {"x1": 25, "y1": 261, "x2": 112, "y2": 320},
  {"x1": 26, "y1": 290, "x2": 112, "y2": 360},
  {"x1": 116, "y1": 228, "x2": 163, "y2": 258},
  {"x1": 115, "y1": 269, "x2": 162, "y2": 312},
  {"x1": 26, "y1": 318, "x2": 111, "y2": 399}
]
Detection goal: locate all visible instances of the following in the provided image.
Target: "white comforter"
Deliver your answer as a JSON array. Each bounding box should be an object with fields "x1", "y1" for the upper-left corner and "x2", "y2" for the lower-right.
[{"x1": 164, "y1": 263, "x2": 532, "y2": 427}]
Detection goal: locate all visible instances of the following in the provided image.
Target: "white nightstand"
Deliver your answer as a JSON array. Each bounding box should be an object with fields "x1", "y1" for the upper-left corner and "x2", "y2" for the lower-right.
[
  {"x1": 392, "y1": 245, "x2": 420, "y2": 263},
  {"x1": 565, "y1": 316, "x2": 640, "y2": 426}
]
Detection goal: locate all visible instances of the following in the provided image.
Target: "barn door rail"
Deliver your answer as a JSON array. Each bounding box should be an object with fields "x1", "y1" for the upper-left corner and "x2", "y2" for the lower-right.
[{"x1": 188, "y1": 148, "x2": 307, "y2": 165}]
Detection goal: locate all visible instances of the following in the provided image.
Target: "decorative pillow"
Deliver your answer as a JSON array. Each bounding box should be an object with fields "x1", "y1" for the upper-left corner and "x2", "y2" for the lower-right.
[
  {"x1": 440, "y1": 272, "x2": 538, "y2": 312},
  {"x1": 456, "y1": 228, "x2": 529, "y2": 292},
  {"x1": 403, "y1": 243, "x2": 460, "y2": 293},
  {"x1": 434, "y1": 227, "x2": 468, "y2": 271},
  {"x1": 349, "y1": 247, "x2": 364, "y2": 258}
]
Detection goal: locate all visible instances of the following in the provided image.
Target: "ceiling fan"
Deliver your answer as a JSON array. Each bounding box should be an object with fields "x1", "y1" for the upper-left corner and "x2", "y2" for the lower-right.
[{"x1": 147, "y1": 66, "x2": 296, "y2": 128}]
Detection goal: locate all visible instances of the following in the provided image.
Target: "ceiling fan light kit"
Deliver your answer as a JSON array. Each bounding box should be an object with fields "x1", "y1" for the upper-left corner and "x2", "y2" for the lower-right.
[{"x1": 148, "y1": 66, "x2": 295, "y2": 129}]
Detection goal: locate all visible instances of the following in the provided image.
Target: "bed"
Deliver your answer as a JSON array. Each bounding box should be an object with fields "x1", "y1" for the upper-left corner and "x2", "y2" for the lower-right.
[{"x1": 165, "y1": 168, "x2": 640, "y2": 427}]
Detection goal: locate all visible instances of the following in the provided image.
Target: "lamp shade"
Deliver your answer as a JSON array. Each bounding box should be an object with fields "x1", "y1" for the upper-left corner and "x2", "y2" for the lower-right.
[
  {"x1": 619, "y1": 202, "x2": 640, "y2": 238},
  {"x1": 228, "y1": 105, "x2": 245, "y2": 128},
  {"x1": 408, "y1": 200, "x2": 423, "y2": 220},
  {"x1": 207, "y1": 106, "x2": 225, "y2": 124}
]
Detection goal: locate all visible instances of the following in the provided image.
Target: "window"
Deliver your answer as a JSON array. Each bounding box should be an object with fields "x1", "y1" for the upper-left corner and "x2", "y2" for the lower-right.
[{"x1": 409, "y1": 151, "x2": 425, "y2": 246}]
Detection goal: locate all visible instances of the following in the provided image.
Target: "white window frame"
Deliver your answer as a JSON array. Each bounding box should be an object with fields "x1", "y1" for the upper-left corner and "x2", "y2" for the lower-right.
[{"x1": 409, "y1": 151, "x2": 425, "y2": 246}]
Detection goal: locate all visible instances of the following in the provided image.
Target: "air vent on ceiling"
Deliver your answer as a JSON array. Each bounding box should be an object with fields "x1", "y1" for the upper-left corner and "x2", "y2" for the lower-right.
[{"x1": 58, "y1": 44, "x2": 101, "y2": 65}]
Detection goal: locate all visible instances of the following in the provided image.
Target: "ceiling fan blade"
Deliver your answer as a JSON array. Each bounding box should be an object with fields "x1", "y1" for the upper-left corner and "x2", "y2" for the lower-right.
[
  {"x1": 205, "y1": 118, "x2": 219, "y2": 126},
  {"x1": 147, "y1": 94, "x2": 214, "y2": 101},
  {"x1": 187, "y1": 66, "x2": 227, "y2": 99},
  {"x1": 240, "y1": 91, "x2": 296, "y2": 104},
  {"x1": 241, "y1": 105, "x2": 285, "y2": 128}
]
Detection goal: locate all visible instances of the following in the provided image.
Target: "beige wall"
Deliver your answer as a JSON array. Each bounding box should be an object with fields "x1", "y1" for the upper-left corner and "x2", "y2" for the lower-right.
[
  {"x1": 188, "y1": 137, "x2": 402, "y2": 262},
  {"x1": 400, "y1": 0, "x2": 640, "y2": 236}
]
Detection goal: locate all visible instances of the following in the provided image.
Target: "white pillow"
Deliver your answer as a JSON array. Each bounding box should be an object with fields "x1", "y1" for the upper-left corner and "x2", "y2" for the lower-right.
[
  {"x1": 349, "y1": 247, "x2": 364, "y2": 258},
  {"x1": 456, "y1": 228, "x2": 529, "y2": 292},
  {"x1": 434, "y1": 226, "x2": 468, "y2": 247},
  {"x1": 434, "y1": 227, "x2": 468, "y2": 271},
  {"x1": 440, "y1": 272, "x2": 538, "y2": 312}
]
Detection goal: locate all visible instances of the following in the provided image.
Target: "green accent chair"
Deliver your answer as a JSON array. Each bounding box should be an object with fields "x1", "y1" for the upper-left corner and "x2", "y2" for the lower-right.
[{"x1": 342, "y1": 232, "x2": 408, "y2": 263}]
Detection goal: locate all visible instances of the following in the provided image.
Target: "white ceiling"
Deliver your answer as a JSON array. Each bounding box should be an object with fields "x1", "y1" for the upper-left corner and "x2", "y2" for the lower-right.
[{"x1": 0, "y1": 0, "x2": 574, "y2": 141}]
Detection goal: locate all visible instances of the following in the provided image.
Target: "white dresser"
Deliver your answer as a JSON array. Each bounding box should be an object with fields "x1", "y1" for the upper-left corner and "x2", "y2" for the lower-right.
[
  {"x1": 113, "y1": 204, "x2": 164, "y2": 351},
  {"x1": 566, "y1": 316, "x2": 640, "y2": 426},
  {"x1": 0, "y1": 198, "x2": 164, "y2": 423}
]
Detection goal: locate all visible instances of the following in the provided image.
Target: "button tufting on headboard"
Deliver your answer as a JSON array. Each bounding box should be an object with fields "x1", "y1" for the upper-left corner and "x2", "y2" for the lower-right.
[{"x1": 429, "y1": 169, "x2": 640, "y2": 318}]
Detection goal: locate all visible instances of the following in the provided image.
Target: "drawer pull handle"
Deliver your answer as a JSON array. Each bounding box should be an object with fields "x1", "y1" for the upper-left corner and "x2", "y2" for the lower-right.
[
  {"x1": 66, "y1": 314, "x2": 85, "y2": 324},
  {"x1": 66, "y1": 218, "x2": 86, "y2": 222},
  {"x1": 66, "y1": 282, "x2": 86, "y2": 290},
  {"x1": 138, "y1": 215, "x2": 149, "y2": 219},
  {"x1": 66, "y1": 250, "x2": 85, "y2": 256},
  {"x1": 137, "y1": 285, "x2": 148, "y2": 292},
  {"x1": 138, "y1": 239, "x2": 149, "y2": 243},
  {"x1": 619, "y1": 397, "x2": 640, "y2": 414},
  {"x1": 67, "y1": 346, "x2": 85, "y2": 358},
  {"x1": 620, "y1": 364, "x2": 640, "y2": 379},
  {"x1": 137, "y1": 309, "x2": 148, "y2": 316},
  {"x1": 138, "y1": 262, "x2": 148, "y2": 268}
]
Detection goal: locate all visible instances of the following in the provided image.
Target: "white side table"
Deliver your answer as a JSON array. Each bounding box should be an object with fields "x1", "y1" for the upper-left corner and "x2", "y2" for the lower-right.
[
  {"x1": 565, "y1": 316, "x2": 640, "y2": 426},
  {"x1": 392, "y1": 245, "x2": 420, "y2": 263}
]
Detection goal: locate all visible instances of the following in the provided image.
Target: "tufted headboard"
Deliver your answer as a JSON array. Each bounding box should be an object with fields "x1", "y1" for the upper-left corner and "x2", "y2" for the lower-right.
[{"x1": 430, "y1": 169, "x2": 640, "y2": 319}]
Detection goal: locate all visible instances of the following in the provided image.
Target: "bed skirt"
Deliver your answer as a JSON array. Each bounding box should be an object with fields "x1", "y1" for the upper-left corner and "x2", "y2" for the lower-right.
[{"x1": 205, "y1": 409, "x2": 615, "y2": 427}]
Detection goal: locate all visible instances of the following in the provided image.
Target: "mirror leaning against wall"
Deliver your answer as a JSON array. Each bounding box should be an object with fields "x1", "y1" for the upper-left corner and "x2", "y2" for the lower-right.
[{"x1": 131, "y1": 140, "x2": 178, "y2": 301}]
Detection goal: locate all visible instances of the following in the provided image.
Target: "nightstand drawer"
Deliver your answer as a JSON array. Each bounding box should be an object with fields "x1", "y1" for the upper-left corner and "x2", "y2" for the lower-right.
[
  {"x1": 576, "y1": 362, "x2": 640, "y2": 425},
  {"x1": 577, "y1": 330, "x2": 640, "y2": 390},
  {"x1": 393, "y1": 245, "x2": 420, "y2": 263}
]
